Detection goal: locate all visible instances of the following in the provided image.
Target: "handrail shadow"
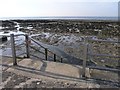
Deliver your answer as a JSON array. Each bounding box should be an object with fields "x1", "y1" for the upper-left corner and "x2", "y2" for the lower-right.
[{"x1": 13, "y1": 65, "x2": 84, "y2": 82}]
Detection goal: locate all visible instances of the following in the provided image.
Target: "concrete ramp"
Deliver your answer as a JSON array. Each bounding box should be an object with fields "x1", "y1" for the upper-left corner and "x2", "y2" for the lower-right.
[
  {"x1": 6, "y1": 58, "x2": 118, "y2": 82},
  {"x1": 2, "y1": 58, "x2": 119, "y2": 88},
  {"x1": 7, "y1": 59, "x2": 87, "y2": 80}
]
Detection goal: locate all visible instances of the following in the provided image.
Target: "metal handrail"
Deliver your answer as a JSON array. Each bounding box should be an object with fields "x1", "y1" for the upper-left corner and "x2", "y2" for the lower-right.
[
  {"x1": 87, "y1": 38, "x2": 119, "y2": 59},
  {"x1": 88, "y1": 39, "x2": 119, "y2": 43},
  {"x1": 88, "y1": 53, "x2": 120, "y2": 58},
  {"x1": 82, "y1": 37, "x2": 119, "y2": 77},
  {"x1": 30, "y1": 37, "x2": 46, "y2": 49},
  {"x1": 29, "y1": 45, "x2": 45, "y2": 55},
  {"x1": 29, "y1": 37, "x2": 63, "y2": 62},
  {"x1": 0, "y1": 34, "x2": 25, "y2": 37}
]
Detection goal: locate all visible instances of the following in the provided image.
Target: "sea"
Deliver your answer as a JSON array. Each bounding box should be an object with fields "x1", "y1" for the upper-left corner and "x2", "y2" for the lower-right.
[{"x1": 0, "y1": 16, "x2": 118, "y2": 21}]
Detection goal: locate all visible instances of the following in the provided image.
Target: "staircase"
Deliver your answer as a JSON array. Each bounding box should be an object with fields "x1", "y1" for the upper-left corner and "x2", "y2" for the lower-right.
[{"x1": 5, "y1": 33, "x2": 120, "y2": 81}]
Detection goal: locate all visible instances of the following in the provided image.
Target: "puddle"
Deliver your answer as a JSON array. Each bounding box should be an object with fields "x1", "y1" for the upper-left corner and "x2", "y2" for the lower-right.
[{"x1": 0, "y1": 31, "x2": 26, "y2": 57}]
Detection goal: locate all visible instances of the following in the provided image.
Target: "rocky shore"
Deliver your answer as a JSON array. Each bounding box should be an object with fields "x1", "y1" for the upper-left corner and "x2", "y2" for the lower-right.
[
  {"x1": 0, "y1": 20, "x2": 119, "y2": 89},
  {"x1": 0, "y1": 20, "x2": 119, "y2": 68},
  {"x1": 1, "y1": 20, "x2": 119, "y2": 37},
  {"x1": 1, "y1": 70, "x2": 119, "y2": 89},
  {"x1": 1, "y1": 20, "x2": 120, "y2": 68}
]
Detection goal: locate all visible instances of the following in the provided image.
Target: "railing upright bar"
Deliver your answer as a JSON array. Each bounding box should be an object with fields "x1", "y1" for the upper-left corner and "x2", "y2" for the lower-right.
[
  {"x1": 45, "y1": 48, "x2": 48, "y2": 60},
  {"x1": 82, "y1": 43, "x2": 88, "y2": 77},
  {"x1": 88, "y1": 42, "x2": 94, "y2": 62},
  {"x1": 82, "y1": 38, "x2": 88, "y2": 78},
  {"x1": 54, "y1": 54, "x2": 56, "y2": 62},
  {"x1": 25, "y1": 34, "x2": 30, "y2": 58},
  {"x1": 61, "y1": 58, "x2": 63, "y2": 63}
]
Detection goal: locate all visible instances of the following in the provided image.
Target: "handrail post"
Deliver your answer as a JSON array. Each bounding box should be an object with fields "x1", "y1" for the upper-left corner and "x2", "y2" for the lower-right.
[
  {"x1": 45, "y1": 48, "x2": 47, "y2": 60},
  {"x1": 10, "y1": 34, "x2": 17, "y2": 66},
  {"x1": 88, "y1": 42, "x2": 93, "y2": 62},
  {"x1": 54, "y1": 54, "x2": 56, "y2": 62},
  {"x1": 82, "y1": 38, "x2": 88, "y2": 78},
  {"x1": 25, "y1": 34, "x2": 30, "y2": 58}
]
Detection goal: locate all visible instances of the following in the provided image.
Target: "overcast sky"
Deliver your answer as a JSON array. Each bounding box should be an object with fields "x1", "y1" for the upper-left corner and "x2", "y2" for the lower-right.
[{"x1": 0, "y1": 0, "x2": 119, "y2": 17}]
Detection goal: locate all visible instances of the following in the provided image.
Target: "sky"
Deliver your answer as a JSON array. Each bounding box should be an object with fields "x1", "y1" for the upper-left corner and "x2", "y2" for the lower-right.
[{"x1": 0, "y1": 0, "x2": 119, "y2": 17}]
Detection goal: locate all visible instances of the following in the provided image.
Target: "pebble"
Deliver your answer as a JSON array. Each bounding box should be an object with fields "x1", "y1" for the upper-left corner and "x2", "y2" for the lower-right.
[
  {"x1": 101, "y1": 60, "x2": 105, "y2": 63},
  {"x1": 37, "y1": 82, "x2": 40, "y2": 85},
  {"x1": 65, "y1": 82, "x2": 70, "y2": 86}
]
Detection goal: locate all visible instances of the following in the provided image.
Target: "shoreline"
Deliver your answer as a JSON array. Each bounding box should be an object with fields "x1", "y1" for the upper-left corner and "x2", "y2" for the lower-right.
[{"x1": 0, "y1": 17, "x2": 118, "y2": 22}]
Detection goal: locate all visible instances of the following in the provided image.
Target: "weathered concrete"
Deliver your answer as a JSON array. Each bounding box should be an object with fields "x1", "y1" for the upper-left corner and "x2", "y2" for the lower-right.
[
  {"x1": 1, "y1": 58, "x2": 119, "y2": 88},
  {"x1": 6, "y1": 59, "x2": 93, "y2": 83}
]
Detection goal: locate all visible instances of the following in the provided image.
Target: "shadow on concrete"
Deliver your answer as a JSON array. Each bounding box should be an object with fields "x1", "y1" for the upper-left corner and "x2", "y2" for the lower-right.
[{"x1": 5, "y1": 64, "x2": 119, "y2": 86}]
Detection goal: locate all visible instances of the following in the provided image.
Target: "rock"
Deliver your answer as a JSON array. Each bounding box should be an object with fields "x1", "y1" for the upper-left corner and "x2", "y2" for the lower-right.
[
  {"x1": 36, "y1": 82, "x2": 40, "y2": 85},
  {"x1": 0, "y1": 36, "x2": 7, "y2": 42},
  {"x1": 101, "y1": 60, "x2": 105, "y2": 63},
  {"x1": 65, "y1": 82, "x2": 70, "y2": 86}
]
